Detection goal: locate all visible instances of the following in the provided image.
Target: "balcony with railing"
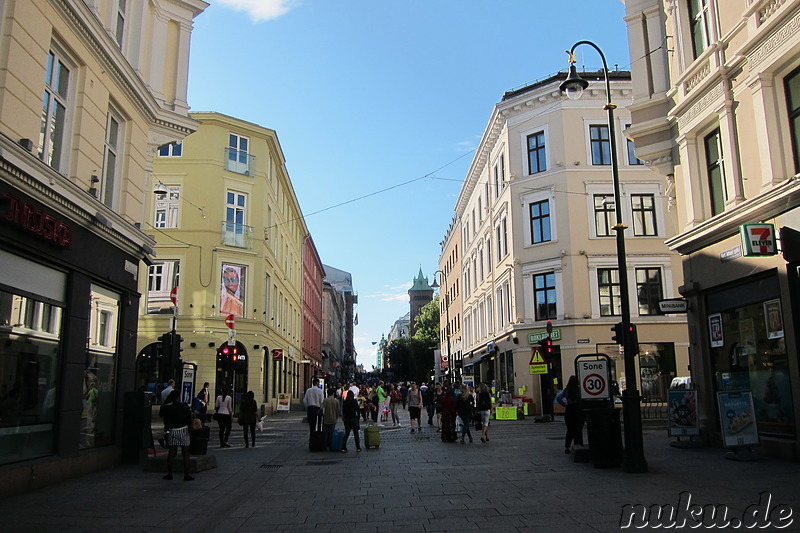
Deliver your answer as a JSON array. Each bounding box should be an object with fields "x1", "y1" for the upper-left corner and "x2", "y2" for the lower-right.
[
  {"x1": 224, "y1": 147, "x2": 255, "y2": 176},
  {"x1": 221, "y1": 221, "x2": 253, "y2": 249}
]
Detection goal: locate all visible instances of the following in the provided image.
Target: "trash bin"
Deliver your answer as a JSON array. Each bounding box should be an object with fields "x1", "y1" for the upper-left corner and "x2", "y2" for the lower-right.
[
  {"x1": 190, "y1": 425, "x2": 211, "y2": 455},
  {"x1": 584, "y1": 407, "x2": 623, "y2": 468}
]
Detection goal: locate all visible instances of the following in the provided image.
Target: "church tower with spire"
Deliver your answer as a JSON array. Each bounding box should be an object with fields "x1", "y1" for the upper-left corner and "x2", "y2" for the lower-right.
[{"x1": 408, "y1": 268, "x2": 434, "y2": 336}]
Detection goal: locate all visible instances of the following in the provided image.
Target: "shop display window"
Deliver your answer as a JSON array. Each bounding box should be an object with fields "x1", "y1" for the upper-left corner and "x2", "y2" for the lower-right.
[{"x1": 0, "y1": 290, "x2": 63, "y2": 465}]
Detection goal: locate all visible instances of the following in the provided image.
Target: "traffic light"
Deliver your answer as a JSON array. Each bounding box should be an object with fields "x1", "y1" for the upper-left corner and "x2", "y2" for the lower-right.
[
  {"x1": 611, "y1": 322, "x2": 624, "y2": 345},
  {"x1": 157, "y1": 332, "x2": 173, "y2": 363},
  {"x1": 173, "y1": 333, "x2": 184, "y2": 367},
  {"x1": 539, "y1": 337, "x2": 553, "y2": 357},
  {"x1": 219, "y1": 344, "x2": 239, "y2": 361},
  {"x1": 627, "y1": 324, "x2": 639, "y2": 354}
]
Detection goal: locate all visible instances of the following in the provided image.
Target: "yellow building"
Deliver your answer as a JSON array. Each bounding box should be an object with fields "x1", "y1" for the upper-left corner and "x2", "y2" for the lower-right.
[
  {"x1": 139, "y1": 112, "x2": 307, "y2": 413},
  {"x1": 0, "y1": 0, "x2": 207, "y2": 495}
]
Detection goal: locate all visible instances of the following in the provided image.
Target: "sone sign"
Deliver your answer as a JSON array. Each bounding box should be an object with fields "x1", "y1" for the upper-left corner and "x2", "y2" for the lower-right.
[{"x1": 577, "y1": 359, "x2": 609, "y2": 400}]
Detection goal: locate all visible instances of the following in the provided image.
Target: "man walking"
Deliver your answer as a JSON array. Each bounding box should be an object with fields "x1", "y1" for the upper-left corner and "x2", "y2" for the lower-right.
[
  {"x1": 302, "y1": 378, "x2": 324, "y2": 440},
  {"x1": 321, "y1": 388, "x2": 340, "y2": 451}
]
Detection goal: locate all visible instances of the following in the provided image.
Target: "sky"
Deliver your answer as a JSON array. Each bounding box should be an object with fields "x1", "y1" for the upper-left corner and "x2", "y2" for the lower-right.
[{"x1": 187, "y1": 0, "x2": 633, "y2": 369}]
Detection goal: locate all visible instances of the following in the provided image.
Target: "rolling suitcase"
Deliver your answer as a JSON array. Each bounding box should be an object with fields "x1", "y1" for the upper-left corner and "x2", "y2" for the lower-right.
[
  {"x1": 363, "y1": 424, "x2": 380, "y2": 449},
  {"x1": 309, "y1": 417, "x2": 325, "y2": 452},
  {"x1": 330, "y1": 428, "x2": 344, "y2": 451}
]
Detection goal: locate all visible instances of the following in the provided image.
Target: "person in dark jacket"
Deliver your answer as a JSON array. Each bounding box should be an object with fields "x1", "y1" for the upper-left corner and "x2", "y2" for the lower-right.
[
  {"x1": 159, "y1": 389, "x2": 194, "y2": 481},
  {"x1": 439, "y1": 387, "x2": 457, "y2": 443},
  {"x1": 556, "y1": 375, "x2": 584, "y2": 453},
  {"x1": 477, "y1": 383, "x2": 492, "y2": 443},
  {"x1": 239, "y1": 390, "x2": 259, "y2": 448},
  {"x1": 456, "y1": 388, "x2": 475, "y2": 443},
  {"x1": 341, "y1": 389, "x2": 362, "y2": 452}
]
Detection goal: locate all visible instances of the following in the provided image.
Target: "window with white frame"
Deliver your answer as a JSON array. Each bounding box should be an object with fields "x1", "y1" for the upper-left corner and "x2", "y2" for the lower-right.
[
  {"x1": 158, "y1": 142, "x2": 182, "y2": 157},
  {"x1": 631, "y1": 194, "x2": 658, "y2": 236},
  {"x1": 485, "y1": 237, "x2": 492, "y2": 274},
  {"x1": 527, "y1": 131, "x2": 546, "y2": 174},
  {"x1": 590, "y1": 125, "x2": 611, "y2": 165},
  {"x1": 115, "y1": 0, "x2": 127, "y2": 47},
  {"x1": 496, "y1": 286, "x2": 505, "y2": 328},
  {"x1": 533, "y1": 272, "x2": 557, "y2": 321},
  {"x1": 636, "y1": 267, "x2": 663, "y2": 316},
  {"x1": 495, "y1": 217, "x2": 507, "y2": 260},
  {"x1": 478, "y1": 245, "x2": 484, "y2": 282},
  {"x1": 688, "y1": 0, "x2": 711, "y2": 60},
  {"x1": 704, "y1": 129, "x2": 726, "y2": 215},
  {"x1": 39, "y1": 48, "x2": 72, "y2": 173},
  {"x1": 101, "y1": 107, "x2": 123, "y2": 208},
  {"x1": 593, "y1": 194, "x2": 615, "y2": 237},
  {"x1": 147, "y1": 260, "x2": 180, "y2": 314},
  {"x1": 225, "y1": 191, "x2": 247, "y2": 247},
  {"x1": 227, "y1": 133, "x2": 251, "y2": 175},
  {"x1": 598, "y1": 268, "x2": 621, "y2": 317},
  {"x1": 626, "y1": 125, "x2": 643, "y2": 165},
  {"x1": 529, "y1": 199, "x2": 551, "y2": 245},
  {"x1": 154, "y1": 185, "x2": 180, "y2": 228}
]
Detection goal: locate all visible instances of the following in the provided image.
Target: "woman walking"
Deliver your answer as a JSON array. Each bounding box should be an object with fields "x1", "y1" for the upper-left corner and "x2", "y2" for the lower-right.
[
  {"x1": 159, "y1": 390, "x2": 194, "y2": 481},
  {"x1": 239, "y1": 390, "x2": 258, "y2": 448},
  {"x1": 456, "y1": 387, "x2": 475, "y2": 443},
  {"x1": 407, "y1": 382, "x2": 423, "y2": 433},
  {"x1": 389, "y1": 383, "x2": 402, "y2": 426},
  {"x1": 477, "y1": 383, "x2": 492, "y2": 443},
  {"x1": 215, "y1": 386, "x2": 233, "y2": 448},
  {"x1": 440, "y1": 387, "x2": 457, "y2": 442},
  {"x1": 556, "y1": 376, "x2": 584, "y2": 453}
]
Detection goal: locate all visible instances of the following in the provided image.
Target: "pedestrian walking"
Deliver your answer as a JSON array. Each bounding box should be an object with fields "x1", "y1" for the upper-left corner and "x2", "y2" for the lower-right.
[
  {"x1": 239, "y1": 390, "x2": 258, "y2": 448},
  {"x1": 407, "y1": 382, "x2": 423, "y2": 433},
  {"x1": 389, "y1": 384, "x2": 402, "y2": 426},
  {"x1": 159, "y1": 390, "x2": 194, "y2": 481},
  {"x1": 357, "y1": 388, "x2": 369, "y2": 422},
  {"x1": 341, "y1": 387, "x2": 362, "y2": 452},
  {"x1": 400, "y1": 382, "x2": 408, "y2": 409},
  {"x1": 477, "y1": 383, "x2": 492, "y2": 443},
  {"x1": 302, "y1": 378, "x2": 324, "y2": 443},
  {"x1": 440, "y1": 387, "x2": 457, "y2": 442},
  {"x1": 369, "y1": 386, "x2": 379, "y2": 423},
  {"x1": 376, "y1": 381, "x2": 388, "y2": 422},
  {"x1": 196, "y1": 382, "x2": 210, "y2": 413},
  {"x1": 556, "y1": 376, "x2": 584, "y2": 454},
  {"x1": 456, "y1": 387, "x2": 475, "y2": 443},
  {"x1": 434, "y1": 383, "x2": 444, "y2": 431},
  {"x1": 321, "y1": 387, "x2": 340, "y2": 451},
  {"x1": 420, "y1": 382, "x2": 434, "y2": 426},
  {"x1": 214, "y1": 387, "x2": 233, "y2": 448}
]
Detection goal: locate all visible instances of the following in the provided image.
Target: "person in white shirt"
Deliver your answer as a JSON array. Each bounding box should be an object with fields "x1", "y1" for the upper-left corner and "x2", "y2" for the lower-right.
[
  {"x1": 302, "y1": 378, "x2": 324, "y2": 438},
  {"x1": 161, "y1": 379, "x2": 175, "y2": 404}
]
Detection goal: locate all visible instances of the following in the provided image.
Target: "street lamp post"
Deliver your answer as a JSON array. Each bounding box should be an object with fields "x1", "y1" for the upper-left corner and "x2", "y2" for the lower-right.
[
  {"x1": 431, "y1": 270, "x2": 452, "y2": 383},
  {"x1": 559, "y1": 41, "x2": 648, "y2": 473}
]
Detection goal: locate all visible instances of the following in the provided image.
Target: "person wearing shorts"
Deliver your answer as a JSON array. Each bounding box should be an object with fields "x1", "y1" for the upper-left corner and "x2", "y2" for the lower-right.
[{"x1": 407, "y1": 382, "x2": 423, "y2": 433}]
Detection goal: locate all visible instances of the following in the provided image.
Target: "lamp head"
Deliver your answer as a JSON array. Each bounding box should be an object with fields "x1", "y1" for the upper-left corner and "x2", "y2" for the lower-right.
[
  {"x1": 430, "y1": 279, "x2": 440, "y2": 289},
  {"x1": 559, "y1": 65, "x2": 589, "y2": 100},
  {"x1": 153, "y1": 182, "x2": 168, "y2": 198}
]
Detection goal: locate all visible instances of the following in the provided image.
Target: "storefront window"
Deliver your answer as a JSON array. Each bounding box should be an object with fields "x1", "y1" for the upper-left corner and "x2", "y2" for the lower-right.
[
  {"x1": 708, "y1": 276, "x2": 795, "y2": 438},
  {"x1": 81, "y1": 285, "x2": 120, "y2": 449},
  {"x1": 0, "y1": 290, "x2": 63, "y2": 465}
]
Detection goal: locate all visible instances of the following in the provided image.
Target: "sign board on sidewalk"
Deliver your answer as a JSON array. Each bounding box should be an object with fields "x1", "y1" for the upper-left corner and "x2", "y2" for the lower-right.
[
  {"x1": 276, "y1": 392, "x2": 291, "y2": 412},
  {"x1": 718, "y1": 391, "x2": 759, "y2": 448},
  {"x1": 575, "y1": 354, "x2": 612, "y2": 402},
  {"x1": 668, "y1": 389, "x2": 700, "y2": 437}
]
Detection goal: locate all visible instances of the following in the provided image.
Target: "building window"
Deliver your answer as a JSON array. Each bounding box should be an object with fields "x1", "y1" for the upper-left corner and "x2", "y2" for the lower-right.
[
  {"x1": 786, "y1": 66, "x2": 800, "y2": 174},
  {"x1": 636, "y1": 268, "x2": 663, "y2": 316},
  {"x1": 115, "y1": 0, "x2": 127, "y2": 47},
  {"x1": 593, "y1": 194, "x2": 615, "y2": 237},
  {"x1": 154, "y1": 186, "x2": 180, "y2": 228},
  {"x1": 626, "y1": 125, "x2": 643, "y2": 165},
  {"x1": 147, "y1": 260, "x2": 180, "y2": 314},
  {"x1": 631, "y1": 194, "x2": 658, "y2": 236},
  {"x1": 485, "y1": 237, "x2": 492, "y2": 274},
  {"x1": 527, "y1": 131, "x2": 546, "y2": 174},
  {"x1": 101, "y1": 107, "x2": 123, "y2": 208},
  {"x1": 598, "y1": 268, "x2": 621, "y2": 317},
  {"x1": 534, "y1": 272, "x2": 557, "y2": 320},
  {"x1": 224, "y1": 191, "x2": 248, "y2": 247},
  {"x1": 688, "y1": 0, "x2": 711, "y2": 59},
  {"x1": 704, "y1": 129, "x2": 726, "y2": 215},
  {"x1": 529, "y1": 199, "x2": 551, "y2": 244},
  {"x1": 495, "y1": 216, "x2": 508, "y2": 261},
  {"x1": 39, "y1": 49, "x2": 72, "y2": 173},
  {"x1": 226, "y1": 133, "x2": 252, "y2": 175},
  {"x1": 158, "y1": 142, "x2": 182, "y2": 157},
  {"x1": 590, "y1": 125, "x2": 611, "y2": 165}
]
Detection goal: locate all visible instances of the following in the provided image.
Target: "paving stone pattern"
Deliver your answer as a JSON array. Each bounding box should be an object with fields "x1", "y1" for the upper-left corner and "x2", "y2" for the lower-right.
[{"x1": 1, "y1": 410, "x2": 800, "y2": 532}]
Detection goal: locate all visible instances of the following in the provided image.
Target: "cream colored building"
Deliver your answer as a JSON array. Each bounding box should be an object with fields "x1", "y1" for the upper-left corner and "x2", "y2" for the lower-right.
[
  {"x1": 623, "y1": 0, "x2": 800, "y2": 458},
  {"x1": 140, "y1": 112, "x2": 307, "y2": 412},
  {"x1": 451, "y1": 70, "x2": 689, "y2": 415},
  {"x1": 0, "y1": 0, "x2": 206, "y2": 495}
]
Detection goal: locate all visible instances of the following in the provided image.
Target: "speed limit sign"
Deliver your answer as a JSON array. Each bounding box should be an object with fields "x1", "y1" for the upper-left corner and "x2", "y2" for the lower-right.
[{"x1": 576, "y1": 357, "x2": 610, "y2": 401}]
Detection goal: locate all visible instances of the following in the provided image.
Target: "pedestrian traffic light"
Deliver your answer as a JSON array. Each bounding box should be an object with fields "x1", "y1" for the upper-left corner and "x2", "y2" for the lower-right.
[
  {"x1": 539, "y1": 337, "x2": 553, "y2": 357},
  {"x1": 157, "y1": 332, "x2": 173, "y2": 363},
  {"x1": 627, "y1": 324, "x2": 639, "y2": 355},
  {"x1": 611, "y1": 322, "x2": 624, "y2": 345}
]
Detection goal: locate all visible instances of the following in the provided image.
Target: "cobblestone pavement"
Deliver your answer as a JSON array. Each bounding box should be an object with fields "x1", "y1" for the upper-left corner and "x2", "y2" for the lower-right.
[{"x1": 2, "y1": 410, "x2": 800, "y2": 532}]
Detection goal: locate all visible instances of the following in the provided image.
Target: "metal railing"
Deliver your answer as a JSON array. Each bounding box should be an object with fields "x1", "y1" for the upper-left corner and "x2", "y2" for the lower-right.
[
  {"x1": 224, "y1": 148, "x2": 255, "y2": 176},
  {"x1": 221, "y1": 221, "x2": 253, "y2": 249}
]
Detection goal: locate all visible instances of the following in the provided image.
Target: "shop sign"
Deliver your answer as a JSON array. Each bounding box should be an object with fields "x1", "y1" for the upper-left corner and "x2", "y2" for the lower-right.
[
  {"x1": 272, "y1": 348, "x2": 283, "y2": 361},
  {"x1": 529, "y1": 329, "x2": 561, "y2": 343},
  {"x1": 740, "y1": 223, "x2": 777, "y2": 256},
  {"x1": 658, "y1": 298, "x2": 688, "y2": 313},
  {"x1": 3, "y1": 193, "x2": 73, "y2": 248}
]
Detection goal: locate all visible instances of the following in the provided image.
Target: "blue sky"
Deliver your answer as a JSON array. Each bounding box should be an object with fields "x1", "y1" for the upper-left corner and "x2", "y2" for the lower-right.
[{"x1": 187, "y1": 0, "x2": 633, "y2": 368}]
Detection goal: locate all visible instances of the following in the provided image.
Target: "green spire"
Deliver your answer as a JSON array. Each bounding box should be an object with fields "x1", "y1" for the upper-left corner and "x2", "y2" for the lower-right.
[{"x1": 410, "y1": 268, "x2": 432, "y2": 291}]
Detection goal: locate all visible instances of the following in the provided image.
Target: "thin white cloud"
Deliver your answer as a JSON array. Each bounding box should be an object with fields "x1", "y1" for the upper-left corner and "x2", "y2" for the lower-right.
[
  {"x1": 454, "y1": 140, "x2": 477, "y2": 152},
  {"x1": 215, "y1": 0, "x2": 301, "y2": 22},
  {"x1": 364, "y1": 282, "x2": 412, "y2": 302}
]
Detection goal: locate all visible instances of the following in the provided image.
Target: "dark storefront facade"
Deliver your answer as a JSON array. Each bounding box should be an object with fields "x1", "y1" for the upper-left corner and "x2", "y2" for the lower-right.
[{"x1": 0, "y1": 158, "x2": 151, "y2": 496}]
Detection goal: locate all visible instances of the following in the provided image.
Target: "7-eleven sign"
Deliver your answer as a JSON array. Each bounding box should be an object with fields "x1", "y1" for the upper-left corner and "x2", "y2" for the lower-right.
[{"x1": 741, "y1": 223, "x2": 777, "y2": 257}]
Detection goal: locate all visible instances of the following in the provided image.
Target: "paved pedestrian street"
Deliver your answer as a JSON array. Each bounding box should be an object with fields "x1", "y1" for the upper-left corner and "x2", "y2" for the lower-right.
[{"x1": 2, "y1": 411, "x2": 800, "y2": 532}]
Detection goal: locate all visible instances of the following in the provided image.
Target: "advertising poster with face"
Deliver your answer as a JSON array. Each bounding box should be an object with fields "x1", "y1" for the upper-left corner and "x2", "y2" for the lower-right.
[{"x1": 220, "y1": 264, "x2": 245, "y2": 318}]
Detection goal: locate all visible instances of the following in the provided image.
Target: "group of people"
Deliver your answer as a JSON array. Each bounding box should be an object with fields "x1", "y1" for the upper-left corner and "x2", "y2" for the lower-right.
[{"x1": 301, "y1": 379, "x2": 494, "y2": 451}]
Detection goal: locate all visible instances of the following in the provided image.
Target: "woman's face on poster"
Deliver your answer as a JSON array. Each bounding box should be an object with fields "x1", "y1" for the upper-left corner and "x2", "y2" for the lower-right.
[{"x1": 223, "y1": 268, "x2": 239, "y2": 293}]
